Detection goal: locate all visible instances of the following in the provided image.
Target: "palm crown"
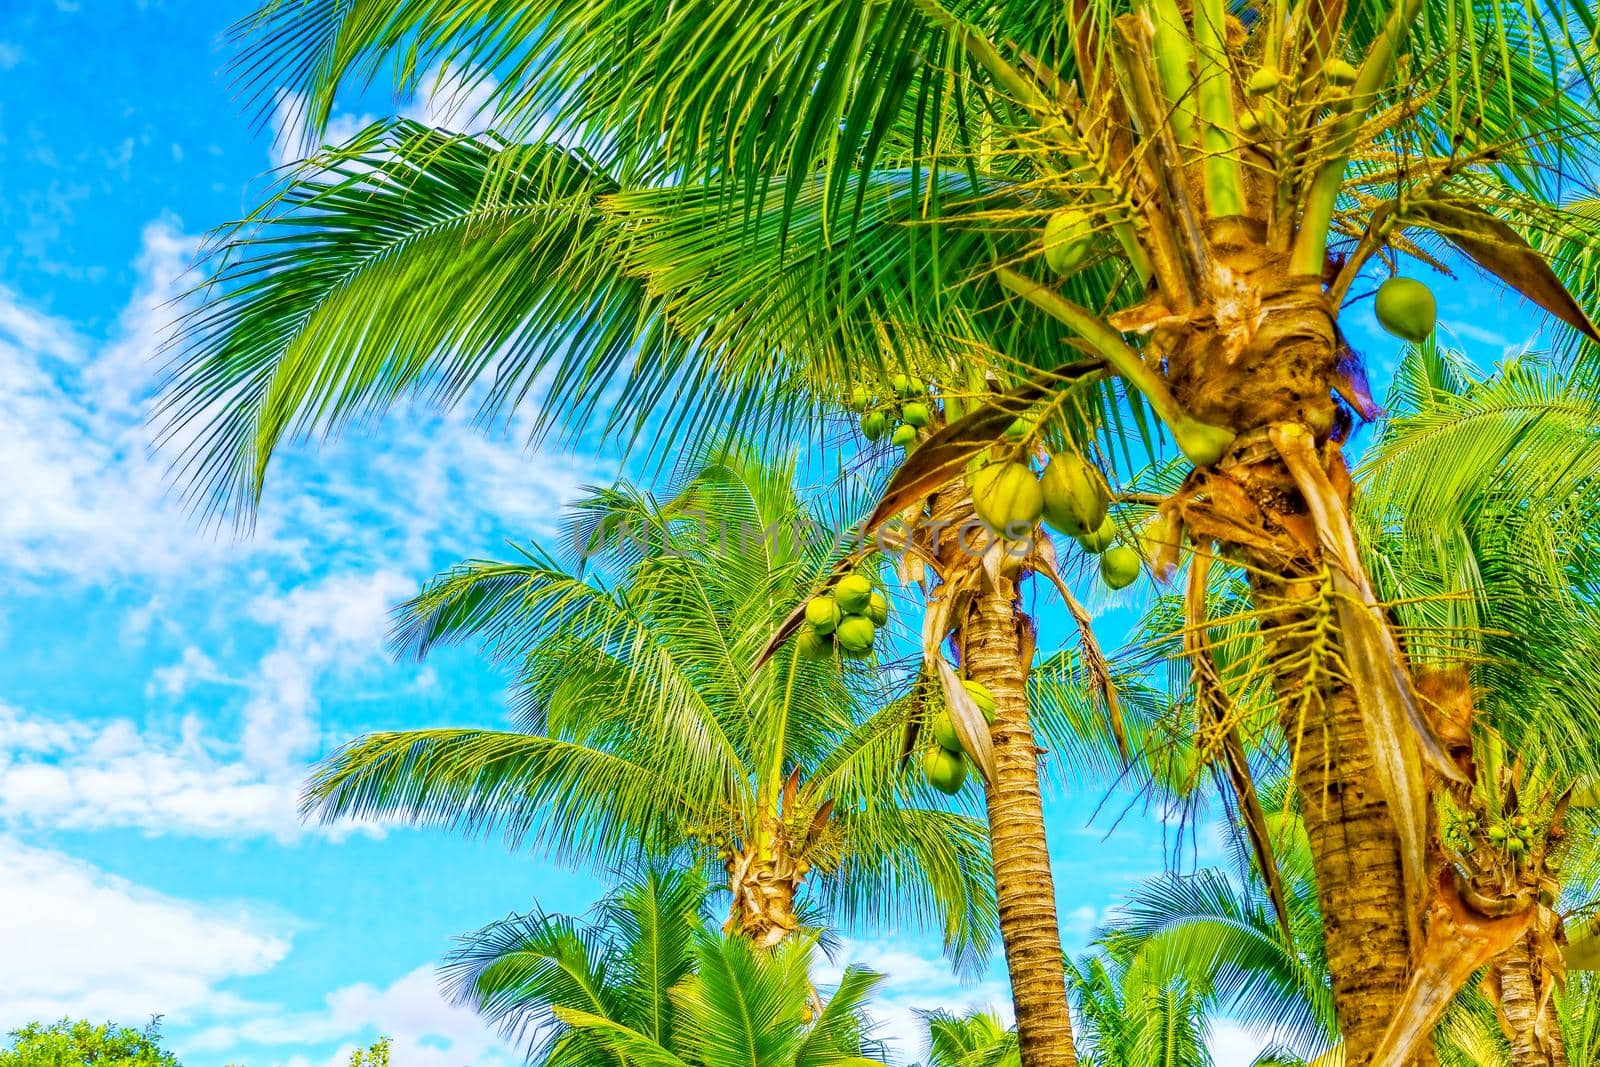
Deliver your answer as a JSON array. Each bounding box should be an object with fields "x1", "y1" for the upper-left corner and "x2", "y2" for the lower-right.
[
  {"x1": 446, "y1": 866, "x2": 889, "y2": 1066},
  {"x1": 305, "y1": 449, "x2": 997, "y2": 956}
]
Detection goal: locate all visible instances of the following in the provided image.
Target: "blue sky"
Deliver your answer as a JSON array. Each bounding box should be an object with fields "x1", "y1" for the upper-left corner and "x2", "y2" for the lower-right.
[{"x1": 0, "y1": 3, "x2": 1558, "y2": 1066}]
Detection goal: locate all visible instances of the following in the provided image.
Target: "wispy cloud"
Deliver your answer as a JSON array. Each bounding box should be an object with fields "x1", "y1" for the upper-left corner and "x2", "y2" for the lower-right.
[
  {"x1": 816, "y1": 937, "x2": 1014, "y2": 1062},
  {"x1": 0, "y1": 836, "x2": 289, "y2": 1024},
  {"x1": 182, "y1": 966, "x2": 517, "y2": 1067}
]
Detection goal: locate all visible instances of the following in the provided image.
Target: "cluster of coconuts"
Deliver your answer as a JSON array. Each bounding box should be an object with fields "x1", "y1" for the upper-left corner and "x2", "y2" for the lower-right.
[
  {"x1": 797, "y1": 574, "x2": 891, "y2": 660},
  {"x1": 968, "y1": 451, "x2": 1142, "y2": 590},
  {"x1": 1235, "y1": 55, "x2": 1359, "y2": 138},
  {"x1": 1442, "y1": 807, "x2": 1546, "y2": 865},
  {"x1": 850, "y1": 375, "x2": 933, "y2": 449},
  {"x1": 922, "y1": 679, "x2": 997, "y2": 795}
]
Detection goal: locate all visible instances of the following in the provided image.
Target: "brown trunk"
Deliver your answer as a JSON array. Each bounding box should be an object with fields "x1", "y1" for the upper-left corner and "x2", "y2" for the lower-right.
[
  {"x1": 1494, "y1": 932, "x2": 1568, "y2": 1067},
  {"x1": 723, "y1": 821, "x2": 804, "y2": 948},
  {"x1": 962, "y1": 580, "x2": 1078, "y2": 1067},
  {"x1": 1168, "y1": 259, "x2": 1417, "y2": 1064},
  {"x1": 1251, "y1": 572, "x2": 1413, "y2": 1063}
]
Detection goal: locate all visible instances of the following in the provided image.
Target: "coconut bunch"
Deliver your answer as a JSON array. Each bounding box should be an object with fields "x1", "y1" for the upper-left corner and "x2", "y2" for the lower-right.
[
  {"x1": 796, "y1": 573, "x2": 890, "y2": 660},
  {"x1": 922, "y1": 679, "x2": 997, "y2": 795},
  {"x1": 967, "y1": 449, "x2": 1143, "y2": 592},
  {"x1": 849, "y1": 374, "x2": 934, "y2": 449}
]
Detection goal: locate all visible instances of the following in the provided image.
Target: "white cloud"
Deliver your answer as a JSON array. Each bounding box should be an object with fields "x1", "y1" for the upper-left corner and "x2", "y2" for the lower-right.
[
  {"x1": 0, "y1": 702, "x2": 304, "y2": 839},
  {"x1": 0, "y1": 568, "x2": 426, "y2": 839},
  {"x1": 1207, "y1": 1019, "x2": 1273, "y2": 1064},
  {"x1": 240, "y1": 569, "x2": 416, "y2": 770},
  {"x1": 0, "y1": 836, "x2": 289, "y2": 1026},
  {"x1": 183, "y1": 966, "x2": 518, "y2": 1067},
  {"x1": 816, "y1": 937, "x2": 1014, "y2": 1063}
]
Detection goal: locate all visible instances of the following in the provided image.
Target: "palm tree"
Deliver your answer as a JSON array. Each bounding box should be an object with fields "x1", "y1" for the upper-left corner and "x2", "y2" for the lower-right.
[
  {"x1": 1352, "y1": 344, "x2": 1600, "y2": 1066},
  {"x1": 1109, "y1": 344, "x2": 1600, "y2": 1064},
  {"x1": 447, "y1": 865, "x2": 889, "y2": 1066},
  {"x1": 163, "y1": 3, "x2": 1600, "y2": 1063},
  {"x1": 923, "y1": 1009, "x2": 1022, "y2": 1067},
  {"x1": 304, "y1": 451, "x2": 996, "y2": 955}
]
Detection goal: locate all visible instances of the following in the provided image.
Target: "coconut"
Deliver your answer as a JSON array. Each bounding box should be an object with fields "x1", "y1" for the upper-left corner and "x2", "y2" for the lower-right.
[
  {"x1": 1247, "y1": 66, "x2": 1281, "y2": 95},
  {"x1": 1043, "y1": 209, "x2": 1094, "y2": 275},
  {"x1": 866, "y1": 591, "x2": 890, "y2": 626},
  {"x1": 834, "y1": 614, "x2": 877, "y2": 654},
  {"x1": 848, "y1": 385, "x2": 871, "y2": 411},
  {"x1": 834, "y1": 574, "x2": 873, "y2": 614},
  {"x1": 796, "y1": 623, "x2": 832, "y2": 659},
  {"x1": 930, "y1": 710, "x2": 961, "y2": 752},
  {"x1": 1324, "y1": 58, "x2": 1358, "y2": 86},
  {"x1": 1039, "y1": 453, "x2": 1108, "y2": 536},
  {"x1": 861, "y1": 411, "x2": 889, "y2": 440},
  {"x1": 1100, "y1": 544, "x2": 1142, "y2": 589},
  {"x1": 891, "y1": 423, "x2": 918, "y2": 447},
  {"x1": 970, "y1": 462, "x2": 1044, "y2": 535},
  {"x1": 960, "y1": 680, "x2": 997, "y2": 723},
  {"x1": 1002, "y1": 418, "x2": 1030, "y2": 442},
  {"x1": 1077, "y1": 516, "x2": 1117, "y2": 554},
  {"x1": 902, "y1": 401, "x2": 931, "y2": 428},
  {"x1": 890, "y1": 373, "x2": 920, "y2": 397},
  {"x1": 1238, "y1": 109, "x2": 1262, "y2": 137},
  {"x1": 805, "y1": 594, "x2": 841, "y2": 635},
  {"x1": 1374, "y1": 277, "x2": 1436, "y2": 343},
  {"x1": 923, "y1": 746, "x2": 968, "y2": 795},
  {"x1": 1172, "y1": 419, "x2": 1235, "y2": 466}
]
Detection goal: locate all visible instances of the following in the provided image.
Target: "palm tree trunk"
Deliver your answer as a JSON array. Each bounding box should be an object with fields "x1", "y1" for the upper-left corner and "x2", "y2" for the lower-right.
[
  {"x1": 1168, "y1": 278, "x2": 1417, "y2": 1063},
  {"x1": 962, "y1": 580, "x2": 1079, "y2": 1067},
  {"x1": 1494, "y1": 931, "x2": 1568, "y2": 1067},
  {"x1": 724, "y1": 823, "x2": 803, "y2": 947},
  {"x1": 1252, "y1": 572, "x2": 1412, "y2": 1062}
]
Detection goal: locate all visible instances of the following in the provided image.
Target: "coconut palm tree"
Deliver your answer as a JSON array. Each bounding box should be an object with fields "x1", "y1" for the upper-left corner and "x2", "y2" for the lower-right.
[
  {"x1": 303, "y1": 451, "x2": 997, "y2": 955},
  {"x1": 447, "y1": 864, "x2": 889, "y2": 1066},
  {"x1": 162, "y1": 3, "x2": 1600, "y2": 1063},
  {"x1": 1105, "y1": 343, "x2": 1600, "y2": 1063},
  {"x1": 923, "y1": 1009, "x2": 1022, "y2": 1067}
]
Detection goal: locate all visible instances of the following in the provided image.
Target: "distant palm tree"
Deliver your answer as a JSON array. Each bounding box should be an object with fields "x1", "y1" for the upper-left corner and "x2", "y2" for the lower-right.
[
  {"x1": 304, "y1": 451, "x2": 996, "y2": 955},
  {"x1": 449, "y1": 865, "x2": 888, "y2": 1066},
  {"x1": 922, "y1": 1008, "x2": 1021, "y2": 1067}
]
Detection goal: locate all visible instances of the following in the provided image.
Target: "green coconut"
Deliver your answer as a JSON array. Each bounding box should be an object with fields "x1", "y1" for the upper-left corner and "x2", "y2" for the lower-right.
[
  {"x1": 1324, "y1": 58, "x2": 1358, "y2": 86},
  {"x1": 924, "y1": 746, "x2": 968, "y2": 795},
  {"x1": 1039, "y1": 452, "x2": 1108, "y2": 536},
  {"x1": 1238, "y1": 109, "x2": 1263, "y2": 137},
  {"x1": 1043, "y1": 209, "x2": 1095, "y2": 275},
  {"x1": 861, "y1": 411, "x2": 889, "y2": 440},
  {"x1": 1247, "y1": 66, "x2": 1281, "y2": 95},
  {"x1": 834, "y1": 574, "x2": 873, "y2": 614},
  {"x1": 960, "y1": 680, "x2": 997, "y2": 723},
  {"x1": 1002, "y1": 418, "x2": 1031, "y2": 443},
  {"x1": 931, "y1": 710, "x2": 962, "y2": 752},
  {"x1": 902, "y1": 401, "x2": 931, "y2": 428},
  {"x1": 970, "y1": 462, "x2": 1044, "y2": 535},
  {"x1": 866, "y1": 591, "x2": 890, "y2": 626},
  {"x1": 834, "y1": 614, "x2": 877, "y2": 654},
  {"x1": 848, "y1": 385, "x2": 871, "y2": 411},
  {"x1": 805, "y1": 594, "x2": 842, "y2": 635},
  {"x1": 890, "y1": 373, "x2": 920, "y2": 397},
  {"x1": 1077, "y1": 516, "x2": 1117, "y2": 554},
  {"x1": 1374, "y1": 277, "x2": 1437, "y2": 343},
  {"x1": 891, "y1": 423, "x2": 918, "y2": 447},
  {"x1": 796, "y1": 623, "x2": 832, "y2": 659},
  {"x1": 1100, "y1": 544, "x2": 1142, "y2": 589},
  {"x1": 1172, "y1": 419, "x2": 1236, "y2": 467}
]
